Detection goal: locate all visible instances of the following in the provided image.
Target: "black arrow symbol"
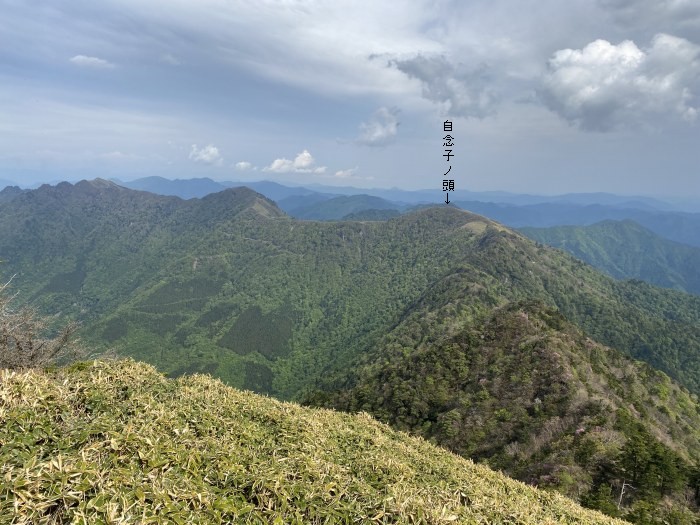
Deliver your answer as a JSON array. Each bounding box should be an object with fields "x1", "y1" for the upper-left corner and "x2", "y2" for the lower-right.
[{"x1": 445, "y1": 193, "x2": 450, "y2": 204}]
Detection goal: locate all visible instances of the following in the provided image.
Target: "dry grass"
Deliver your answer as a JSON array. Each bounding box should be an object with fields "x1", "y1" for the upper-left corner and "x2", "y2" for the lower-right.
[
  {"x1": 0, "y1": 359, "x2": 629, "y2": 524},
  {"x1": 0, "y1": 279, "x2": 80, "y2": 370}
]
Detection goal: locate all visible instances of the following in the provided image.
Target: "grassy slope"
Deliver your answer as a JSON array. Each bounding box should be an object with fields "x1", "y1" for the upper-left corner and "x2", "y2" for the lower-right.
[
  {"x1": 0, "y1": 359, "x2": 627, "y2": 525},
  {"x1": 520, "y1": 220, "x2": 700, "y2": 295}
]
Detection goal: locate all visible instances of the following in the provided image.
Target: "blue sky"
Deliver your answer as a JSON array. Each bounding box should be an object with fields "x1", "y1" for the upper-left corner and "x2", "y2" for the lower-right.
[{"x1": 1, "y1": 0, "x2": 700, "y2": 197}]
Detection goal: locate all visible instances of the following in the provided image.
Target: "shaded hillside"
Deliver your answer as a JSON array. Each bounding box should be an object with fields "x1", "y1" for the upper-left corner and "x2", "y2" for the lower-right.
[
  {"x1": 276, "y1": 192, "x2": 335, "y2": 214},
  {"x1": 284, "y1": 194, "x2": 402, "y2": 220},
  {"x1": 308, "y1": 301, "x2": 700, "y2": 521},
  {"x1": 520, "y1": 220, "x2": 700, "y2": 295},
  {"x1": 342, "y1": 209, "x2": 401, "y2": 221},
  {"x1": 0, "y1": 359, "x2": 627, "y2": 524},
  {"x1": 2, "y1": 181, "x2": 700, "y2": 402}
]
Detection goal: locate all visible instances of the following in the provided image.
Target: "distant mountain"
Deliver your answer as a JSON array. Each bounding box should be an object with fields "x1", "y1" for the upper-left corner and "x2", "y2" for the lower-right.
[
  {"x1": 117, "y1": 176, "x2": 324, "y2": 202},
  {"x1": 116, "y1": 176, "x2": 689, "y2": 211},
  {"x1": 227, "y1": 180, "x2": 320, "y2": 201},
  {"x1": 543, "y1": 192, "x2": 674, "y2": 210},
  {"x1": 275, "y1": 192, "x2": 336, "y2": 214},
  {"x1": 1, "y1": 359, "x2": 627, "y2": 524},
  {"x1": 520, "y1": 220, "x2": 700, "y2": 295},
  {"x1": 115, "y1": 176, "x2": 228, "y2": 199},
  {"x1": 284, "y1": 194, "x2": 403, "y2": 220},
  {"x1": 0, "y1": 186, "x2": 27, "y2": 204},
  {"x1": 303, "y1": 183, "x2": 679, "y2": 210},
  {"x1": 111, "y1": 178, "x2": 700, "y2": 244},
  {"x1": 455, "y1": 200, "x2": 700, "y2": 247}
]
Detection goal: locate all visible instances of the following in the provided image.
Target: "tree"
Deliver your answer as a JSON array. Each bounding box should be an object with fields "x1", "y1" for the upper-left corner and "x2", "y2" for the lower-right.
[{"x1": 0, "y1": 277, "x2": 80, "y2": 369}]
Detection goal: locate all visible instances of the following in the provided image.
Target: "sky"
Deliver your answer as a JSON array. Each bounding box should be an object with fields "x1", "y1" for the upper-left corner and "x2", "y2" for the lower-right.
[{"x1": 1, "y1": 0, "x2": 700, "y2": 197}]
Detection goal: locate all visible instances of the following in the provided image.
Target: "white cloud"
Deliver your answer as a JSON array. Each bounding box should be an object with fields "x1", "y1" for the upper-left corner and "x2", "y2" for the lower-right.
[
  {"x1": 541, "y1": 33, "x2": 700, "y2": 131},
  {"x1": 69, "y1": 55, "x2": 115, "y2": 68},
  {"x1": 390, "y1": 55, "x2": 499, "y2": 118},
  {"x1": 356, "y1": 107, "x2": 400, "y2": 146},
  {"x1": 189, "y1": 144, "x2": 223, "y2": 166},
  {"x1": 235, "y1": 161, "x2": 253, "y2": 170},
  {"x1": 263, "y1": 150, "x2": 326, "y2": 174},
  {"x1": 333, "y1": 167, "x2": 373, "y2": 181},
  {"x1": 334, "y1": 167, "x2": 358, "y2": 178}
]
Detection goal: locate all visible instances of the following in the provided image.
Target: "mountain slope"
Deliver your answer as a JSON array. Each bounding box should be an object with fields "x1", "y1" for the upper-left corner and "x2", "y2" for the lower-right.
[
  {"x1": 520, "y1": 220, "x2": 700, "y2": 295},
  {"x1": 2, "y1": 181, "x2": 700, "y2": 402},
  {"x1": 285, "y1": 194, "x2": 402, "y2": 220},
  {"x1": 342, "y1": 208, "x2": 401, "y2": 221},
  {"x1": 0, "y1": 359, "x2": 627, "y2": 524},
  {"x1": 307, "y1": 301, "x2": 700, "y2": 520}
]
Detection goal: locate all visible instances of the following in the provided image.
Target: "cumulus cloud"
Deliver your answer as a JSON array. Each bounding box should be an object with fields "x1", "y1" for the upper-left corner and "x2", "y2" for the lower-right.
[
  {"x1": 541, "y1": 34, "x2": 700, "y2": 131},
  {"x1": 334, "y1": 167, "x2": 358, "y2": 178},
  {"x1": 334, "y1": 167, "x2": 373, "y2": 180},
  {"x1": 69, "y1": 55, "x2": 115, "y2": 68},
  {"x1": 235, "y1": 161, "x2": 253, "y2": 170},
  {"x1": 356, "y1": 107, "x2": 400, "y2": 146},
  {"x1": 390, "y1": 55, "x2": 498, "y2": 118},
  {"x1": 264, "y1": 150, "x2": 326, "y2": 174},
  {"x1": 189, "y1": 144, "x2": 223, "y2": 166}
]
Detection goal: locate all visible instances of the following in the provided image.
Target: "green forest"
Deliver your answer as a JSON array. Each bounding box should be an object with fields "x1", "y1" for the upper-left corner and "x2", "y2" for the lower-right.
[{"x1": 2, "y1": 180, "x2": 700, "y2": 522}]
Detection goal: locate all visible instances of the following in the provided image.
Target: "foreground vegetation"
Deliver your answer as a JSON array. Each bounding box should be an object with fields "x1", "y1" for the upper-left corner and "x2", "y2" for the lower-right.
[{"x1": 0, "y1": 359, "x2": 627, "y2": 524}]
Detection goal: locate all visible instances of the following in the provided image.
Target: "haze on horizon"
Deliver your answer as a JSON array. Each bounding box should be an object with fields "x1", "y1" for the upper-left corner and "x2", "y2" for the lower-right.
[{"x1": 1, "y1": 0, "x2": 699, "y2": 199}]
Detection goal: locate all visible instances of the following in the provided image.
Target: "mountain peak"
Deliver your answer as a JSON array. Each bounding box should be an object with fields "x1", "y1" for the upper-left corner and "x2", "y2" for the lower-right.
[
  {"x1": 200, "y1": 186, "x2": 286, "y2": 219},
  {"x1": 0, "y1": 185, "x2": 27, "y2": 204},
  {"x1": 75, "y1": 178, "x2": 125, "y2": 192}
]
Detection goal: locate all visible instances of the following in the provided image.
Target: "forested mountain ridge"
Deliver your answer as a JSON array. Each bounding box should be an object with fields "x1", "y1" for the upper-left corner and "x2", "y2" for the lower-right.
[
  {"x1": 520, "y1": 220, "x2": 700, "y2": 295},
  {"x1": 281, "y1": 194, "x2": 402, "y2": 220},
  {"x1": 0, "y1": 179, "x2": 282, "y2": 319},
  {"x1": 2, "y1": 180, "x2": 700, "y2": 399},
  {"x1": 307, "y1": 300, "x2": 700, "y2": 520}
]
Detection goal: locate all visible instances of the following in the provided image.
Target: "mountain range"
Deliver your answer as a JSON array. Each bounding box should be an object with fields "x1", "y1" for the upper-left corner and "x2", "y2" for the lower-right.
[
  {"x1": 107, "y1": 176, "x2": 690, "y2": 211},
  {"x1": 1, "y1": 179, "x2": 700, "y2": 521},
  {"x1": 106, "y1": 177, "x2": 700, "y2": 248}
]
